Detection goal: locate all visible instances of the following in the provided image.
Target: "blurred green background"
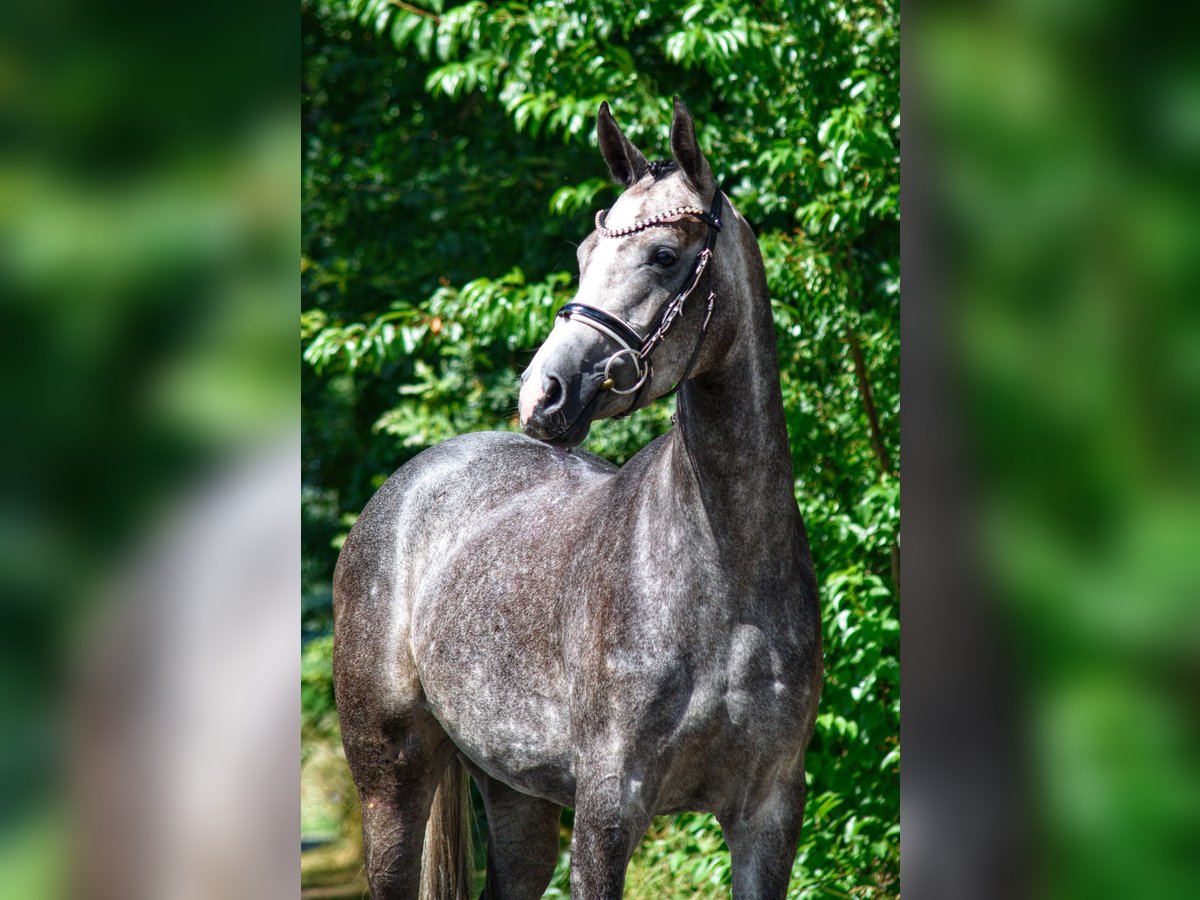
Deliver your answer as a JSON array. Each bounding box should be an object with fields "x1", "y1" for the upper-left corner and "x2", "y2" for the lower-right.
[
  {"x1": 910, "y1": 2, "x2": 1200, "y2": 899},
  {"x1": 0, "y1": 0, "x2": 296, "y2": 895},
  {"x1": 301, "y1": 0, "x2": 899, "y2": 896}
]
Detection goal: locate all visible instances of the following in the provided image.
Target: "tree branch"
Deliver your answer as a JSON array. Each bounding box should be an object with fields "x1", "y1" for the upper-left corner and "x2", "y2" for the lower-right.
[
  {"x1": 387, "y1": 0, "x2": 440, "y2": 22},
  {"x1": 848, "y1": 328, "x2": 893, "y2": 478},
  {"x1": 842, "y1": 244, "x2": 894, "y2": 480}
]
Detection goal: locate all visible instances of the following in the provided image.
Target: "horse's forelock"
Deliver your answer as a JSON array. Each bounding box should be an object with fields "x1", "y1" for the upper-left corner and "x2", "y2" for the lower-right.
[{"x1": 645, "y1": 159, "x2": 678, "y2": 180}]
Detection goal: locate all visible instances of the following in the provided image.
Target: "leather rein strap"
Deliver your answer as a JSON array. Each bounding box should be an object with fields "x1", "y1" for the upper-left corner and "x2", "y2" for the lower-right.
[{"x1": 556, "y1": 187, "x2": 724, "y2": 417}]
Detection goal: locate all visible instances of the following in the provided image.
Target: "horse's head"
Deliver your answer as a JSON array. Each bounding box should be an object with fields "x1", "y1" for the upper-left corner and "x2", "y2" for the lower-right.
[{"x1": 520, "y1": 98, "x2": 736, "y2": 447}]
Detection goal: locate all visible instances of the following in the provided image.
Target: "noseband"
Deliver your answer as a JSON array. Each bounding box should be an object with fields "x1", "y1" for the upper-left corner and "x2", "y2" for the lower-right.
[{"x1": 556, "y1": 187, "x2": 724, "y2": 416}]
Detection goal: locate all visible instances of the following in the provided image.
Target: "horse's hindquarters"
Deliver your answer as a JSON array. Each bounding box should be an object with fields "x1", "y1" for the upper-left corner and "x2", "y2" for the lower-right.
[{"x1": 337, "y1": 431, "x2": 612, "y2": 807}]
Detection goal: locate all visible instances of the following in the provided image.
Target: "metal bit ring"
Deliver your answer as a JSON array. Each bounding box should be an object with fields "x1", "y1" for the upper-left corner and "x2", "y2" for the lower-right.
[{"x1": 602, "y1": 348, "x2": 650, "y2": 395}]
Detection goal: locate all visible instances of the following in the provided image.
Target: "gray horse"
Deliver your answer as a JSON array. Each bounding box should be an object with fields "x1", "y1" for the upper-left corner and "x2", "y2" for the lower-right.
[{"x1": 333, "y1": 98, "x2": 822, "y2": 899}]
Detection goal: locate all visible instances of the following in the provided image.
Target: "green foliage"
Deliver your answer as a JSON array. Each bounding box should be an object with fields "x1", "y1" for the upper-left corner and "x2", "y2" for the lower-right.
[
  {"x1": 302, "y1": 635, "x2": 340, "y2": 756},
  {"x1": 302, "y1": 0, "x2": 898, "y2": 894}
]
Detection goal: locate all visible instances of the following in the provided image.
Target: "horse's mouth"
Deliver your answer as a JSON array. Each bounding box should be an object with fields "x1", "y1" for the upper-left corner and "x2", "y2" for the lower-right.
[{"x1": 529, "y1": 389, "x2": 602, "y2": 448}]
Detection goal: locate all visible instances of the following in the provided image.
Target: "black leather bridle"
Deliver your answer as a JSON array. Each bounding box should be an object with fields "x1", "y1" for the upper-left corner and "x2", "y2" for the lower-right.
[{"x1": 556, "y1": 187, "x2": 724, "y2": 417}]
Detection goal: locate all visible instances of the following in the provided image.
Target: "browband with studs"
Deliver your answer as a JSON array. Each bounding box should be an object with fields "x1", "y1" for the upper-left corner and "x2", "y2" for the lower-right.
[{"x1": 594, "y1": 205, "x2": 722, "y2": 239}]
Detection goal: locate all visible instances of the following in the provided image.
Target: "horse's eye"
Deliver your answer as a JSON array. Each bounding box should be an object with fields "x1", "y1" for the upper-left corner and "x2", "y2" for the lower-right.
[{"x1": 652, "y1": 248, "x2": 678, "y2": 268}]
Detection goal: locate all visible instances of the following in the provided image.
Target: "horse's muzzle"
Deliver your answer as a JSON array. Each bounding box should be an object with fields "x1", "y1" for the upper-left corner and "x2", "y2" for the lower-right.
[{"x1": 520, "y1": 367, "x2": 602, "y2": 448}]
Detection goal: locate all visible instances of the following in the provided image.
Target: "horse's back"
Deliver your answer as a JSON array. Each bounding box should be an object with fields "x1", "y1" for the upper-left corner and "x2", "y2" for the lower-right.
[{"x1": 336, "y1": 431, "x2": 612, "y2": 588}]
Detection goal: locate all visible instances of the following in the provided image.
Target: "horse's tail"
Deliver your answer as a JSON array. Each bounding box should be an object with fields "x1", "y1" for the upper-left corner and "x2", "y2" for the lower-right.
[{"x1": 419, "y1": 757, "x2": 474, "y2": 900}]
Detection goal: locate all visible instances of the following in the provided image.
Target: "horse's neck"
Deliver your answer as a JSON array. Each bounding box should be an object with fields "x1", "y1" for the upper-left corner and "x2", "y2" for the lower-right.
[{"x1": 665, "y1": 244, "x2": 797, "y2": 556}]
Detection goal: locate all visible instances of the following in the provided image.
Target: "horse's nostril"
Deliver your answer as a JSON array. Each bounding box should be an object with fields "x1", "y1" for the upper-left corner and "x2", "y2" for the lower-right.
[{"x1": 543, "y1": 374, "x2": 564, "y2": 409}]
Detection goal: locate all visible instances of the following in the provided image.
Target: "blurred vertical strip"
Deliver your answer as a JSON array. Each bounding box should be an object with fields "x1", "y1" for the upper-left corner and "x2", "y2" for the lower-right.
[
  {"x1": 906, "y1": 1, "x2": 1200, "y2": 898},
  {"x1": 0, "y1": 0, "x2": 297, "y2": 897}
]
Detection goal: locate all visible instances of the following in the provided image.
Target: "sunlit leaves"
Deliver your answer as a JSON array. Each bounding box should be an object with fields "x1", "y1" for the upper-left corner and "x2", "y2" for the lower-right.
[
  {"x1": 425, "y1": 52, "x2": 500, "y2": 99},
  {"x1": 303, "y1": 268, "x2": 571, "y2": 374},
  {"x1": 548, "y1": 177, "x2": 612, "y2": 216},
  {"x1": 303, "y1": 308, "x2": 419, "y2": 373},
  {"x1": 429, "y1": 267, "x2": 571, "y2": 350}
]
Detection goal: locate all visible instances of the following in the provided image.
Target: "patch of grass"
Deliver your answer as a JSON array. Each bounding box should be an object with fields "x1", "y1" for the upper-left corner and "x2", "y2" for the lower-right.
[{"x1": 543, "y1": 813, "x2": 732, "y2": 898}]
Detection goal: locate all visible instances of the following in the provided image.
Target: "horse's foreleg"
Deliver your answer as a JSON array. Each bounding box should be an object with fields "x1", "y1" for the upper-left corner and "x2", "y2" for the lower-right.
[
  {"x1": 719, "y1": 773, "x2": 808, "y2": 899},
  {"x1": 341, "y1": 710, "x2": 457, "y2": 900},
  {"x1": 569, "y1": 768, "x2": 657, "y2": 899},
  {"x1": 472, "y1": 773, "x2": 562, "y2": 900}
]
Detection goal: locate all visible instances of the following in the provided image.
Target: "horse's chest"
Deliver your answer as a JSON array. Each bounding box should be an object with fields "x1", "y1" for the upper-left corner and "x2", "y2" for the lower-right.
[
  {"x1": 700, "y1": 624, "x2": 812, "y2": 741},
  {"x1": 718, "y1": 624, "x2": 795, "y2": 727},
  {"x1": 593, "y1": 621, "x2": 811, "y2": 747}
]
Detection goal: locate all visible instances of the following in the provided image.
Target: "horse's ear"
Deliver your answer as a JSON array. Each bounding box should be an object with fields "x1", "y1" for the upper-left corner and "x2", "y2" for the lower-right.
[
  {"x1": 597, "y1": 101, "x2": 649, "y2": 187},
  {"x1": 669, "y1": 96, "x2": 715, "y2": 197}
]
